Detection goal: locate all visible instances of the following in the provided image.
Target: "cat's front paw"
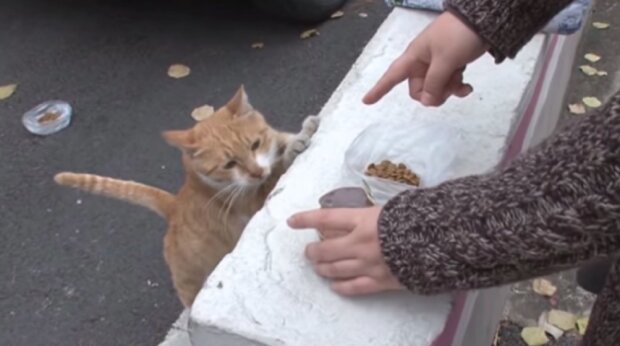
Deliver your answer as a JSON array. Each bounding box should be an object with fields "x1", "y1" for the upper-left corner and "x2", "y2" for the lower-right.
[
  {"x1": 283, "y1": 115, "x2": 320, "y2": 165},
  {"x1": 300, "y1": 115, "x2": 320, "y2": 137}
]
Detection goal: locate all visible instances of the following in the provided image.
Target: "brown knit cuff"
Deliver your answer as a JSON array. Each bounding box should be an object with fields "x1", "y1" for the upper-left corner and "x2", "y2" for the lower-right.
[
  {"x1": 378, "y1": 188, "x2": 458, "y2": 294},
  {"x1": 445, "y1": 0, "x2": 573, "y2": 63}
]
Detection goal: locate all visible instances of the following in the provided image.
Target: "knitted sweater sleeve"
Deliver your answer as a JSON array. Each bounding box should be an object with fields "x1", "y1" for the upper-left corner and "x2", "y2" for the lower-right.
[
  {"x1": 445, "y1": 0, "x2": 573, "y2": 62},
  {"x1": 378, "y1": 92, "x2": 620, "y2": 294}
]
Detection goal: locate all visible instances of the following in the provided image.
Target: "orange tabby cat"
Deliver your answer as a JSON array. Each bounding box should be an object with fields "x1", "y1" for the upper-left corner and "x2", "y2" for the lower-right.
[{"x1": 54, "y1": 86, "x2": 319, "y2": 307}]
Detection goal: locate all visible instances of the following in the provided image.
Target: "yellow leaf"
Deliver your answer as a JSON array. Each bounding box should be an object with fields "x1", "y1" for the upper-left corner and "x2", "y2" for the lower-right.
[
  {"x1": 168, "y1": 64, "x2": 191, "y2": 79},
  {"x1": 538, "y1": 311, "x2": 564, "y2": 340},
  {"x1": 521, "y1": 326, "x2": 549, "y2": 346},
  {"x1": 532, "y1": 278, "x2": 557, "y2": 296},
  {"x1": 191, "y1": 104, "x2": 215, "y2": 121},
  {"x1": 576, "y1": 317, "x2": 589, "y2": 335},
  {"x1": 568, "y1": 103, "x2": 586, "y2": 114},
  {"x1": 330, "y1": 10, "x2": 344, "y2": 19},
  {"x1": 0, "y1": 84, "x2": 17, "y2": 100},
  {"x1": 592, "y1": 22, "x2": 610, "y2": 29},
  {"x1": 584, "y1": 53, "x2": 601, "y2": 63},
  {"x1": 300, "y1": 29, "x2": 320, "y2": 39},
  {"x1": 251, "y1": 42, "x2": 264, "y2": 49},
  {"x1": 583, "y1": 97, "x2": 602, "y2": 108},
  {"x1": 548, "y1": 309, "x2": 577, "y2": 331},
  {"x1": 579, "y1": 65, "x2": 598, "y2": 76},
  {"x1": 597, "y1": 70, "x2": 608, "y2": 76}
]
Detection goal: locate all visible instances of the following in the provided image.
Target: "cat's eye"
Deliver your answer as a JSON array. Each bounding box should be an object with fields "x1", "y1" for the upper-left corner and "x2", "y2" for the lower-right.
[
  {"x1": 251, "y1": 139, "x2": 261, "y2": 151},
  {"x1": 224, "y1": 161, "x2": 237, "y2": 169}
]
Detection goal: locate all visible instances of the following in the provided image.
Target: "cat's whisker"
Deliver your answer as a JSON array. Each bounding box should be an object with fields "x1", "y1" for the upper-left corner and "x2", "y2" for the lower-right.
[
  {"x1": 217, "y1": 185, "x2": 240, "y2": 222},
  {"x1": 222, "y1": 186, "x2": 246, "y2": 238},
  {"x1": 204, "y1": 184, "x2": 236, "y2": 210}
]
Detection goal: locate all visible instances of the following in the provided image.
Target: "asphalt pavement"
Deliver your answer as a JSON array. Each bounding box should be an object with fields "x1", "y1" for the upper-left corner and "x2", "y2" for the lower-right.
[{"x1": 0, "y1": 0, "x2": 389, "y2": 345}]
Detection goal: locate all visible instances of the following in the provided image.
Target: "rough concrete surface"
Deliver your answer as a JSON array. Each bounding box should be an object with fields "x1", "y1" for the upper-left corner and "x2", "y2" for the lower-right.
[
  {"x1": 497, "y1": 0, "x2": 620, "y2": 345},
  {"x1": 0, "y1": 1, "x2": 388, "y2": 345}
]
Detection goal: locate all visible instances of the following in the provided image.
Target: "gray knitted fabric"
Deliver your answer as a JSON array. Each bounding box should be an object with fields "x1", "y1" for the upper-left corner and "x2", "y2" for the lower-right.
[{"x1": 378, "y1": 1, "x2": 620, "y2": 344}]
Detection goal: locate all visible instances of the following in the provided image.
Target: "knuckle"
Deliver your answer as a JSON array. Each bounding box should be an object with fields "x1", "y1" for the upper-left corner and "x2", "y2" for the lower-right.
[
  {"x1": 318, "y1": 263, "x2": 336, "y2": 277},
  {"x1": 306, "y1": 243, "x2": 322, "y2": 262}
]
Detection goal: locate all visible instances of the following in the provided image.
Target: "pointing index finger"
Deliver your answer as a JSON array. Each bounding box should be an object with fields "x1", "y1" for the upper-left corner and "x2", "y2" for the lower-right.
[{"x1": 363, "y1": 56, "x2": 411, "y2": 105}]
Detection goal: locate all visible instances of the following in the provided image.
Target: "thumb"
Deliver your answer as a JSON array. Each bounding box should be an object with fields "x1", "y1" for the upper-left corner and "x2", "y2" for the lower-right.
[{"x1": 421, "y1": 58, "x2": 460, "y2": 106}]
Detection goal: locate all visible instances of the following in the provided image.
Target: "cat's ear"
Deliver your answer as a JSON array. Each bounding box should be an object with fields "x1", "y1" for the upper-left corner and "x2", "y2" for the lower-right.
[
  {"x1": 162, "y1": 130, "x2": 197, "y2": 154},
  {"x1": 226, "y1": 85, "x2": 254, "y2": 116}
]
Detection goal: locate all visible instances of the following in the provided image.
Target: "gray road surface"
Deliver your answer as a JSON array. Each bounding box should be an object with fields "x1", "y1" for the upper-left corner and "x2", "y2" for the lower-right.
[{"x1": 0, "y1": 1, "x2": 389, "y2": 345}]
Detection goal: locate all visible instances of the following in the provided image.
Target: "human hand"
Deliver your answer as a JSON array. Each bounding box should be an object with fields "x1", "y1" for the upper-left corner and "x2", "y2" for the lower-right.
[
  {"x1": 363, "y1": 11, "x2": 489, "y2": 107},
  {"x1": 288, "y1": 206, "x2": 404, "y2": 296}
]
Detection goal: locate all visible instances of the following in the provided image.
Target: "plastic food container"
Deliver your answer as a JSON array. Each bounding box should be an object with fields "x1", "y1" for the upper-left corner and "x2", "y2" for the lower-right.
[
  {"x1": 22, "y1": 100, "x2": 72, "y2": 136},
  {"x1": 343, "y1": 121, "x2": 461, "y2": 205}
]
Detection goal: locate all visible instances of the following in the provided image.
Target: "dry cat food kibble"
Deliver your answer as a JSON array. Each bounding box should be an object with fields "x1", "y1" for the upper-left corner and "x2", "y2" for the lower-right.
[
  {"x1": 366, "y1": 160, "x2": 420, "y2": 186},
  {"x1": 38, "y1": 111, "x2": 60, "y2": 124}
]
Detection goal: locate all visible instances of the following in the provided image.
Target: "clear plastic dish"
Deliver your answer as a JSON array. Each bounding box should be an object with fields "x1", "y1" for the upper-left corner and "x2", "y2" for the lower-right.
[{"x1": 22, "y1": 100, "x2": 72, "y2": 136}]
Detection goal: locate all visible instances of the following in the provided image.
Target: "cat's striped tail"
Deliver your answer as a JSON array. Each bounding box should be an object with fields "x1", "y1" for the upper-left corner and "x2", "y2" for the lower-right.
[{"x1": 54, "y1": 172, "x2": 175, "y2": 218}]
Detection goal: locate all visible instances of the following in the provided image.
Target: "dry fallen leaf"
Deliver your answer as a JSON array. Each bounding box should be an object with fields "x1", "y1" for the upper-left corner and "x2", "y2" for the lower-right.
[
  {"x1": 330, "y1": 10, "x2": 344, "y2": 19},
  {"x1": 532, "y1": 278, "x2": 557, "y2": 296},
  {"x1": 548, "y1": 309, "x2": 577, "y2": 331},
  {"x1": 579, "y1": 65, "x2": 598, "y2": 76},
  {"x1": 568, "y1": 103, "x2": 586, "y2": 114},
  {"x1": 191, "y1": 104, "x2": 215, "y2": 121},
  {"x1": 538, "y1": 311, "x2": 564, "y2": 340},
  {"x1": 359, "y1": 12, "x2": 368, "y2": 18},
  {"x1": 251, "y1": 42, "x2": 264, "y2": 49},
  {"x1": 584, "y1": 53, "x2": 601, "y2": 63},
  {"x1": 592, "y1": 22, "x2": 610, "y2": 29},
  {"x1": 0, "y1": 84, "x2": 17, "y2": 100},
  {"x1": 583, "y1": 96, "x2": 602, "y2": 108},
  {"x1": 300, "y1": 29, "x2": 320, "y2": 39},
  {"x1": 521, "y1": 326, "x2": 549, "y2": 346},
  {"x1": 168, "y1": 64, "x2": 191, "y2": 79},
  {"x1": 597, "y1": 70, "x2": 608, "y2": 76},
  {"x1": 576, "y1": 317, "x2": 589, "y2": 335}
]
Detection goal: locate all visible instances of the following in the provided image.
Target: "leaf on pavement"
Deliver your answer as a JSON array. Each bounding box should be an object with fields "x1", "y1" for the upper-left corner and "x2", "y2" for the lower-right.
[
  {"x1": 521, "y1": 326, "x2": 549, "y2": 346},
  {"x1": 548, "y1": 309, "x2": 577, "y2": 331},
  {"x1": 168, "y1": 64, "x2": 191, "y2": 79},
  {"x1": 191, "y1": 104, "x2": 215, "y2": 121},
  {"x1": 583, "y1": 97, "x2": 602, "y2": 108},
  {"x1": 592, "y1": 22, "x2": 610, "y2": 29},
  {"x1": 330, "y1": 10, "x2": 344, "y2": 19},
  {"x1": 568, "y1": 103, "x2": 586, "y2": 114},
  {"x1": 538, "y1": 311, "x2": 564, "y2": 340},
  {"x1": 579, "y1": 65, "x2": 598, "y2": 76},
  {"x1": 576, "y1": 317, "x2": 589, "y2": 335},
  {"x1": 0, "y1": 84, "x2": 17, "y2": 100},
  {"x1": 532, "y1": 278, "x2": 557, "y2": 296},
  {"x1": 300, "y1": 29, "x2": 320, "y2": 39},
  {"x1": 251, "y1": 42, "x2": 264, "y2": 49},
  {"x1": 584, "y1": 53, "x2": 601, "y2": 63}
]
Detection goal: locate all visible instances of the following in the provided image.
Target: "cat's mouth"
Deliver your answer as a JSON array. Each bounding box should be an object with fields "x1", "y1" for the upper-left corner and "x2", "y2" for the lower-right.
[{"x1": 241, "y1": 176, "x2": 268, "y2": 187}]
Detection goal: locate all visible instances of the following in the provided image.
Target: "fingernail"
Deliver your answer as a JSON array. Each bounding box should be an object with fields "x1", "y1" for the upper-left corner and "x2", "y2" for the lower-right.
[
  {"x1": 287, "y1": 215, "x2": 297, "y2": 226},
  {"x1": 421, "y1": 93, "x2": 433, "y2": 106}
]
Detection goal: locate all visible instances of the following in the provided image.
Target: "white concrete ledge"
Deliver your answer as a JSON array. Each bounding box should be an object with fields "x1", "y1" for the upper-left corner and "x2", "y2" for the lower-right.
[{"x1": 188, "y1": 8, "x2": 547, "y2": 346}]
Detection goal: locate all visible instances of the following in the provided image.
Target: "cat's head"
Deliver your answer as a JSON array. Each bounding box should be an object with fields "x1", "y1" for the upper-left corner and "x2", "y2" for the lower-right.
[{"x1": 163, "y1": 86, "x2": 286, "y2": 189}]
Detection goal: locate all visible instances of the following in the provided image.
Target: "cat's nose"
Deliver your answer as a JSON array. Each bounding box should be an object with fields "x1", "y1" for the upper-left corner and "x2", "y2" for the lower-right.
[{"x1": 249, "y1": 168, "x2": 264, "y2": 179}]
